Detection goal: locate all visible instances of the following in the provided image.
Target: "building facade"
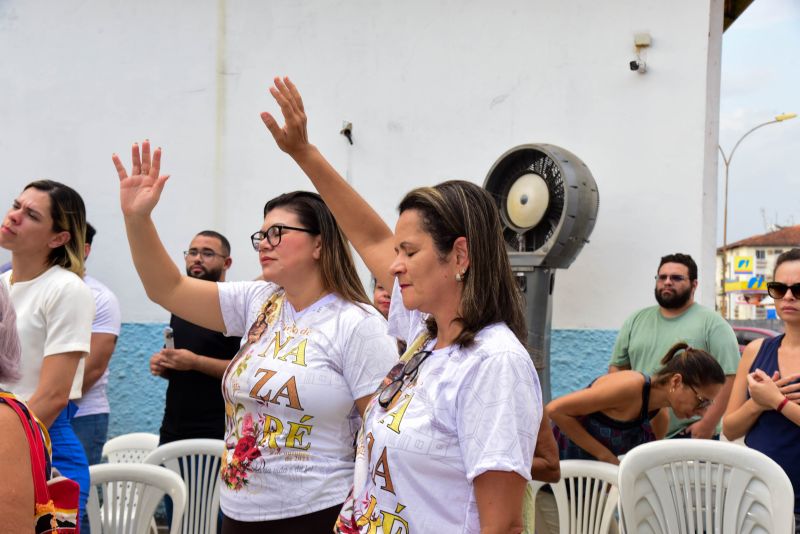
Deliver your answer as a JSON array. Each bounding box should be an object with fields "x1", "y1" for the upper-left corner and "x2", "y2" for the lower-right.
[{"x1": 717, "y1": 225, "x2": 800, "y2": 319}]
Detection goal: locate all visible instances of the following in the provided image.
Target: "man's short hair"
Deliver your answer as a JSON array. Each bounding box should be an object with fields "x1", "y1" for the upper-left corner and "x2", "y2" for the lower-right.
[
  {"x1": 196, "y1": 230, "x2": 231, "y2": 257},
  {"x1": 85, "y1": 222, "x2": 96, "y2": 245},
  {"x1": 658, "y1": 253, "x2": 697, "y2": 281}
]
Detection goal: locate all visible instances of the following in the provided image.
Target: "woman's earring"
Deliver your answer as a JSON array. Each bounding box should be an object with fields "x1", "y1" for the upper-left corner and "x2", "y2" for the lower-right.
[{"x1": 455, "y1": 272, "x2": 462, "y2": 282}]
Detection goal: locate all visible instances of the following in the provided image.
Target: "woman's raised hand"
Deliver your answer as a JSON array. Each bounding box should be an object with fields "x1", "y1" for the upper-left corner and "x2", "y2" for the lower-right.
[
  {"x1": 260, "y1": 77, "x2": 311, "y2": 158},
  {"x1": 112, "y1": 140, "x2": 170, "y2": 218}
]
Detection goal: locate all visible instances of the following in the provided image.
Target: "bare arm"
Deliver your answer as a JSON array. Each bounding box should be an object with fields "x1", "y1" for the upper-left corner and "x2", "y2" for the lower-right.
[
  {"x1": 531, "y1": 414, "x2": 560, "y2": 483},
  {"x1": 547, "y1": 372, "x2": 644, "y2": 464},
  {"x1": 738, "y1": 367, "x2": 800, "y2": 429},
  {"x1": 0, "y1": 406, "x2": 35, "y2": 534},
  {"x1": 261, "y1": 77, "x2": 396, "y2": 291},
  {"x1": 112, "y1": 142, "x2": 225, "y2": 332},
  {"x1": 27, "y1": 352, "x2": 82, "y2": 427},
  {"x1": 81, "y1": 333, "x2": 117, "y2": 394},
  {"x1": 474, "y1": 470, "x2": 527, "y2": 534},
  {"x1": 723, "y1": 340, "x2": 766, "y2": 440}
]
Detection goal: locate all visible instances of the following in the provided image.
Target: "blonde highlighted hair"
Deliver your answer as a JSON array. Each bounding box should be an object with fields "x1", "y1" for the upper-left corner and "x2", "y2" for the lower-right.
[{"x1": 25, "y1": 180, "x2": 87, "y2": 278}]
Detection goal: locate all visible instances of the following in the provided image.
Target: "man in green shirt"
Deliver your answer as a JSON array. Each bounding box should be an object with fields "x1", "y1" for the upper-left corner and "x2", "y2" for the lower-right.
[{"x1": 609, "y1": 253, "x2": 739, "y2": 438}]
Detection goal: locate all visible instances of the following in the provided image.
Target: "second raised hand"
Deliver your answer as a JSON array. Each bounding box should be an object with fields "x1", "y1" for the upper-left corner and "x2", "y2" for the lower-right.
[
  {"x1": 112, "y1": 139, "x2": 170, "y2": 218},
  {"x1": 260, "y1": 76, "x2": 311, "y2": 158}
]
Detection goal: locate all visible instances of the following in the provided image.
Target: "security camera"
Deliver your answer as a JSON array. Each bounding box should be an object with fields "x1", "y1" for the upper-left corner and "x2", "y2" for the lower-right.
[{"x1": 629, "y1": 60, "x2": 646, "y2": 74}]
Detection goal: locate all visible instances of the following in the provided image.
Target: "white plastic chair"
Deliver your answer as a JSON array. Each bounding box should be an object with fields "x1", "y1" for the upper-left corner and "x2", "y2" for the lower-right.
[
  {"x1": 617, "y1": 440, "x2": 794, "y2": 534},
  {"x1": 102, "y1": 432, "x2": 160, "y2": 463},
  {"x1": 143, "y1": 439, "x2": 225, "y2": 534},
  {"x1": 528, "y1": 460, "x2": 620, "y2": 534},
  {"x1": 87, "y1": 463, "x2": 187, "y2": 534}
]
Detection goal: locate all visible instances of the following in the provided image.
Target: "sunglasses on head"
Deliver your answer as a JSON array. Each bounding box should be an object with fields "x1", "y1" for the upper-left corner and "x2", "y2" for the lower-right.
[{"x1": 767, "y1": 282, "x2": 800, "y2": 300}]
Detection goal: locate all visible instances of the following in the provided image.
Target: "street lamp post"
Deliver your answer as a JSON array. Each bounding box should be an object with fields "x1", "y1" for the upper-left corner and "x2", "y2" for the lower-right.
[{"x1": 719, "y1": 112, "x2": 797, "y2": 319}]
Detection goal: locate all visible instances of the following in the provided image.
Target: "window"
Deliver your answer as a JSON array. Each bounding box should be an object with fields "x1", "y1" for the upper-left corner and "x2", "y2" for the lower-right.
[{"x1": 756, "y1": 249, "x2": 766, "y2": 259}]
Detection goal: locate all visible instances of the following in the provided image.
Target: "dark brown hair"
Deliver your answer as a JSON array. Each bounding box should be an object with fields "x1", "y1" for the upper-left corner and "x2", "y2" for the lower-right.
[
  {"x1": 659, "y1": 253, "x2": 697, "y2": 281},
  {"x1": 652, "y1": 342, "x2": 726, "y2": 388},
  {"x1": 264, "y1": 191, "x2": 370, "y2": 306},
  {"x1": 398, "y1": 180, "x2": 526, "y2": 347},
  {"x1": 773, "y1": 248, "x2": 800, "y2": 278}
]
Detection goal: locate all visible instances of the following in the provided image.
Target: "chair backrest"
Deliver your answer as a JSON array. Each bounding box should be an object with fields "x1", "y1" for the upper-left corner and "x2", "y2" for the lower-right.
[
  {"x1": 87, "y1": 463, "x2": 187, "y2": 534},
  {"x1": 618, "y1": 440, "x2": 795, "y2": 534},
  {"x1": 529, "y1": 460, "x2": 620, "y2": 534},
  {"x1": 143, "y1": 439, "x2": 225, "y2": 534},
  {"x1": 102, "y1": 433, "x2": 160, "y2": 463}
]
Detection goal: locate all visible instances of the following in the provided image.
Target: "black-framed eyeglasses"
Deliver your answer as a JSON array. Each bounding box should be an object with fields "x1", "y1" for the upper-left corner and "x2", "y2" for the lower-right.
[
  {"x1": 378, "y1": 350, "x2": 432, "y2": 409},
  {"x1": 250, "y1": 225, "x2": 318, "y2": 250},
  {"x1": 656, "y1": 274, "x2": 689, "y2": 283},
  {"x1": 184, "y1": 248, "x2": 226, "y2": 260},
  {"x1": 767, "y1": 282, "x2": 800, "y2": 300},
  {"x1": 688, "y1": 384, "x2": 713, "y2": 410}
]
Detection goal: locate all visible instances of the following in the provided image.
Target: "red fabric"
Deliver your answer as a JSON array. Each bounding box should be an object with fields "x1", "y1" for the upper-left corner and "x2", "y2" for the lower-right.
[{"x1": 2, "y1": 394, "x2": 79, "y2": 533}]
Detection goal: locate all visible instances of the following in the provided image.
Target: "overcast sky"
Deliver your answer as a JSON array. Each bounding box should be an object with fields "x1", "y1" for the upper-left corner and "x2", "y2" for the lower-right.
[{"x1": 717, "y1": 0, "x2": 800, "y2": 245}]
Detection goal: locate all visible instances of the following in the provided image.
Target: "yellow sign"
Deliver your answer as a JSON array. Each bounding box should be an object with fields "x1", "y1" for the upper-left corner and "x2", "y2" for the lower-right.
[
  {"x1": 733, "y1": 256, "x2": 753, "y2": 274},
  {"x1": 725, "y1": 275, "x2": 766, "y2": 292}
]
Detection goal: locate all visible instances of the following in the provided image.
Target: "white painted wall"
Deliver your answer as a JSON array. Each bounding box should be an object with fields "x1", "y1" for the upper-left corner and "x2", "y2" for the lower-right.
[{"x1": 0, "y1": 0, "x2": 723, "y2": 327}]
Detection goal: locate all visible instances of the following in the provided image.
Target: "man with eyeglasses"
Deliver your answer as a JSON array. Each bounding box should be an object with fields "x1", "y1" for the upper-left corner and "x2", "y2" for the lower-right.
[
  {"x1": 608, "y1": 253, "x2": 739, "y2": 439},
  {"x1": 149, "y1": 230, "x2": 242, "y2": 445}
]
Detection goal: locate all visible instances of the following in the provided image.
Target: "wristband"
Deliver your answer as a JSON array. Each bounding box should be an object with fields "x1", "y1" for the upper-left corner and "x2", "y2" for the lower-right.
[{"x1": 777, "y1": 397, "x2": 789, "y2": 413}]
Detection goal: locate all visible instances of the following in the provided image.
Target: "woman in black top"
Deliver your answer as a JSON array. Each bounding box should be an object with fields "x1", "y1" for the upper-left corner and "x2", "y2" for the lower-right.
[{"x1": 548, "y1": 342, "x2": 725, "y2": 464}]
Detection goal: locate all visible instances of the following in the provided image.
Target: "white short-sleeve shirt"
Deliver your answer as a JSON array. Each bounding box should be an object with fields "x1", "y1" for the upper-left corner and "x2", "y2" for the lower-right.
[
  {"x1": 217, "y1": 281, "x2": 398, "y2": 521},
  {"x1": 0, "y1": 266, "x2": 94, "y2": 401},
  {"x1": 74, "y1": 274, "x2": 122, "y2": 417},
  {"x1": 346, "y1": 280, "x2": 542, "y2": 533}
]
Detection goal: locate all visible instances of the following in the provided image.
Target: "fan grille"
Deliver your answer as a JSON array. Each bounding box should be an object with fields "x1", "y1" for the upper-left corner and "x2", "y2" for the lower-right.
[{"x1": 502, "y1": 154, "x2": 565, "y2": 252}]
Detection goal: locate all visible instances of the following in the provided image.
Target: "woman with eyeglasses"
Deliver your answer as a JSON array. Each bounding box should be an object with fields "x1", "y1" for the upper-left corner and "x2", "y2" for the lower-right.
[
  {"x1": 548, "y1": 342, "x2": 725, "y2": 465},
  {"x1": 112, "y1": 145, "x2": 398, "y2": 533},
  {"x1": 0, "y1": 180, "x2": 94, "y2": 531},
  {"x1": 262, "y1": 77, "x2": 542, "y2": 534},
  {"x1": 724, "y1": 248, "x2": 800, "y2": 530},
  {"x1": 534, "y1": 342, "x2": 724, "y2": 534}
]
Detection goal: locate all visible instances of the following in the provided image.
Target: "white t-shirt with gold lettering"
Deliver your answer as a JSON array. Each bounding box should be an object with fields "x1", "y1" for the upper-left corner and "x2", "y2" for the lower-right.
[
  {"x1": 344, "y1": 281, "x2": 542, "y2": 533},
  {"x1": 218, "y1": 281, "x2": 398, "y2": 521}
]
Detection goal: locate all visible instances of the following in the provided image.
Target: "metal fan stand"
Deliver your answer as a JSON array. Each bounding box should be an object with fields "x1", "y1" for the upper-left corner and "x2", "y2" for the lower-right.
[{"x1": 485, "y1": 144, "x2": 599, "y2": 402}]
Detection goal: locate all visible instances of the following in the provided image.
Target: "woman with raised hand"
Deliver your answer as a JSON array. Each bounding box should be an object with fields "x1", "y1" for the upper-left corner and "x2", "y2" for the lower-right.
[
  {"x1": 112, "y1": 142, "x2": 398, "y2": 533},
  {"x1": 262, "y1": 77, "x2": 542, "y2": 534},
  {"x1": 724, "y1": 248, "x2": 800, "y2": 529},
  {"x1": 0, "y1": 180, "x2": 94, "y2": 531}
]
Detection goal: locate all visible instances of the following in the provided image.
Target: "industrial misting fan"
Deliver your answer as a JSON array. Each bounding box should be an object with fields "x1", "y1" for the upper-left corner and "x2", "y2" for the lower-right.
[{"x1": 484, "y1": 144, "x2": 599, "y2": 401}]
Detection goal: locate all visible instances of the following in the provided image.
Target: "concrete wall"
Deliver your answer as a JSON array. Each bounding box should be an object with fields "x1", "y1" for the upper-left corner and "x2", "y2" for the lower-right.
[{"x1": 0, "y1": 0, "x2": 725, "y2": 435}]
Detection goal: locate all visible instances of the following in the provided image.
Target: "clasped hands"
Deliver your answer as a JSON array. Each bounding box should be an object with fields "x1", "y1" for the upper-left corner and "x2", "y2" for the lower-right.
[
  {"x1": 150, "y1": 348, "x2": 198, "y2": 377},
  {"x1": 747, "y1": 368, "x2": 800, "y2": 411}
]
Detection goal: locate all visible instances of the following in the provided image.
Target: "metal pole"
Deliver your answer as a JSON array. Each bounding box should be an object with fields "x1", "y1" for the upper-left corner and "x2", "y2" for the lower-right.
[
  {"x1": 721, "y1": 151, "x2": 729, "y2": 319},
  {"x1": 718, "y1": 115, "x2": 795, "y2": 318},
  {"x1": 518, "y1": 268, "x2": 554, "y2": 403}
]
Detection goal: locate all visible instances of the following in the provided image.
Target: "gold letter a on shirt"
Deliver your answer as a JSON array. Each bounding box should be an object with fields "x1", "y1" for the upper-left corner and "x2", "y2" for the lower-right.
[{"x1": 379, "y1": 393, "x2": 413, "y2": 434}]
